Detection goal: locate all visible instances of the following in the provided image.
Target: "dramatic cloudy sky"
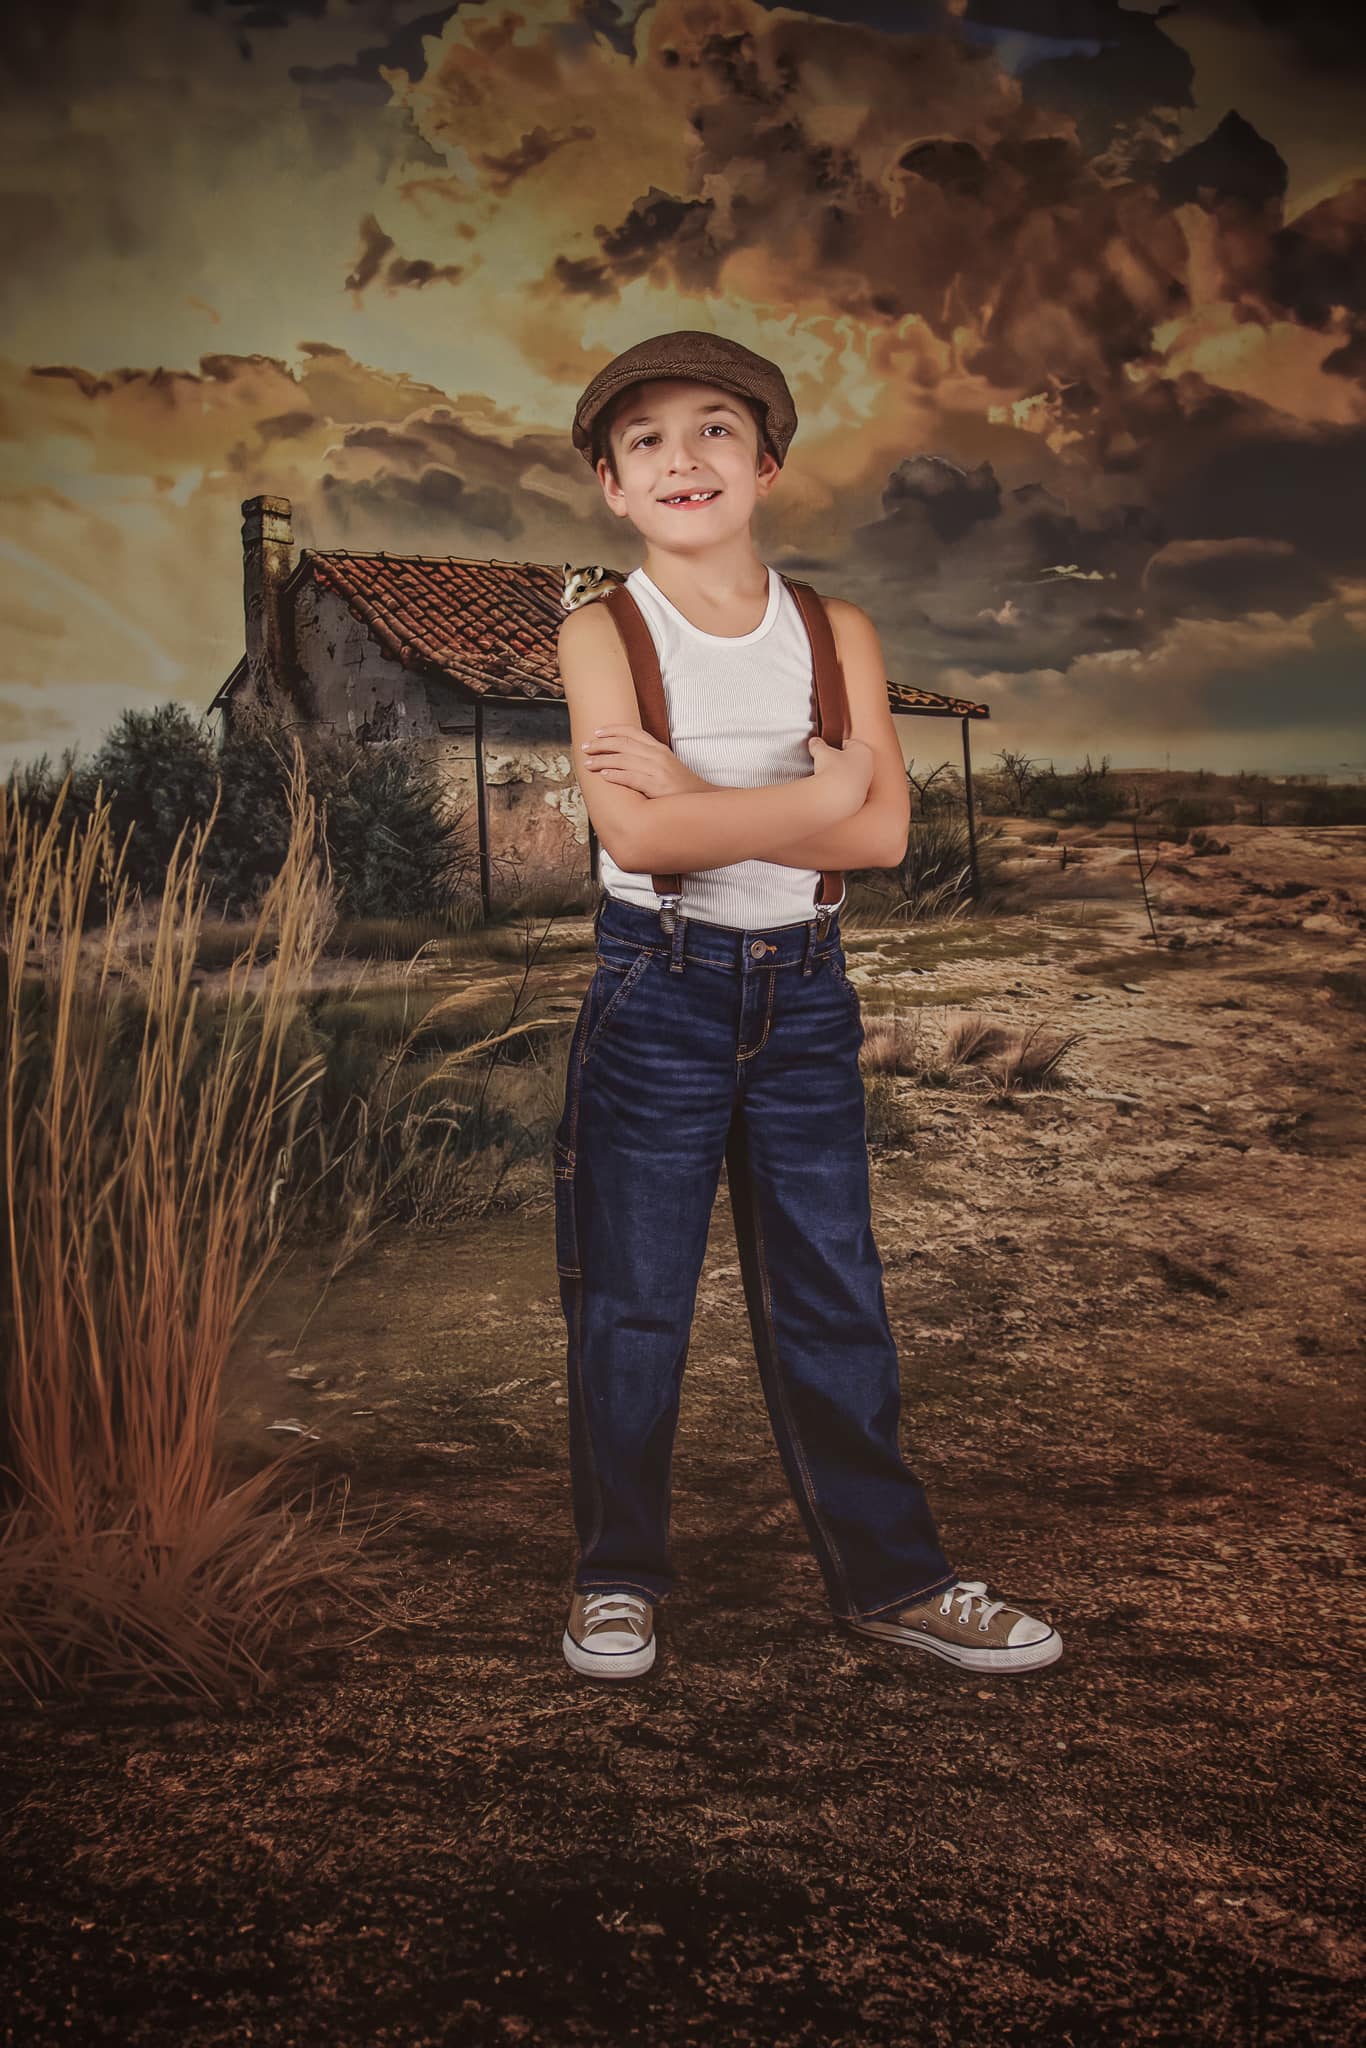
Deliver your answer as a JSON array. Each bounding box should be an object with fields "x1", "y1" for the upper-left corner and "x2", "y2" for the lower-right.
[{"x1": 4, "y1": 0, "x2": 1365, "y2": 772}]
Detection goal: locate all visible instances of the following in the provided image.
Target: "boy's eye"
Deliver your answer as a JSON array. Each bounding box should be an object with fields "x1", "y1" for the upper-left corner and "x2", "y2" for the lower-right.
[{"x1": 631, "y1": 424, "x2": 730, "y2": 450}]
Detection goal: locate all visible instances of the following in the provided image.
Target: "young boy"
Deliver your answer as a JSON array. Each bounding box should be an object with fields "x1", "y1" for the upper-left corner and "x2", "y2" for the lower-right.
[{"x1": 553, "y1": 329, "x2": 1061, "y2": 1682}]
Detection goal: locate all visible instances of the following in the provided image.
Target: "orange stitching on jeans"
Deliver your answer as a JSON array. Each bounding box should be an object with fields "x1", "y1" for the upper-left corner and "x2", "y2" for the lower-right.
[
  {"x1": 736, "y1": 967, "x2": 775, "y2": 1063},
  {"x1": 580, "y1": 948, "x2": 650, "y2": 1066},
  {"x1": 569, "y1": 1237, "x2": 605, "y2": 1556},
  {"x1": 744, "y1": 1147, "x2": 855, "y2": 1612},
  {"x1": 847, "y1": 1571, "x2": 959, "y2": 1622}
]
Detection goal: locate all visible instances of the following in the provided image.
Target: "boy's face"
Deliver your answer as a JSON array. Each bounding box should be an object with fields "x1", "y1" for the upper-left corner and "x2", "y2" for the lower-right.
[{"x1": 595, "y1": 377, "x2": 781, "y2": 546}]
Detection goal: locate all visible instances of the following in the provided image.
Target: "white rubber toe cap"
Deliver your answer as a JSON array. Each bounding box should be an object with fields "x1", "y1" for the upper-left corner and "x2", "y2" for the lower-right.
[
  {"x1": 581, "y1": 1627, "x2": 640, "y2": 1653},
  {"x1": 1007, "y1": 1614, "x2": 1054, "y2": 1647}
]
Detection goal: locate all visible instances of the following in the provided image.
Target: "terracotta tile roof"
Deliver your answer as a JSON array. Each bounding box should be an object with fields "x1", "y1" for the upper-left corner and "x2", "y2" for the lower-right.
[
  {"x1": 214, "y1": 551, "x2": 989, "y2": 719},
  {"x1": 307, "y1": 551, "x2": 566, "y2": 700}
]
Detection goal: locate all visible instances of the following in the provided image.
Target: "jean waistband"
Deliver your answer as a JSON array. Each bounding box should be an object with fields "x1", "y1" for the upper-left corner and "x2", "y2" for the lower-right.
[{"x1": 595, "y1": 891, "x2": 843, "y2": 969}]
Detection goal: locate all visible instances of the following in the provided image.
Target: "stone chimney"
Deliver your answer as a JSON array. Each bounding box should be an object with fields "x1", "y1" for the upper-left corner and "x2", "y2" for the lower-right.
[{"x1": 241, "y1": 494, "x2": 295, "y2": 705}]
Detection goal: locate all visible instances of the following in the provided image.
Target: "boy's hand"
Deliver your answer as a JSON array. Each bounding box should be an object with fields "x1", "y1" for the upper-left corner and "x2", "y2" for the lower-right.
[
  {"x1": 809, "y1": 734, "x2": 875, "y2": 806},
  {"x1": 580, "y1": 725, "x2": 709, "y2": 798}
]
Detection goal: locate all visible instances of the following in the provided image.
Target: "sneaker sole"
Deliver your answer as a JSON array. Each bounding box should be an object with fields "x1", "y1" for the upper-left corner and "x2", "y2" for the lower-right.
[
  {"x1": 845, "y1": 1618, "x2": 1064, "y2": 1674},
  {"x1": 562, "y1": 1627, "x2": 656, "y2": 1680}
]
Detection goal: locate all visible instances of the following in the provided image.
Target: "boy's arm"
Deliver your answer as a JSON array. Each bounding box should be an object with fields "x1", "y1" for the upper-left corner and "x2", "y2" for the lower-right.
[
  {"x1": 626, "y1": 770, "x2": 864, "y2": 872},
  {"x1": 760, "y1": 600, "x2": 911, "y2": 871},
  {"x1": 558, "y1": 602, "x2": 867, "y2": 874}
]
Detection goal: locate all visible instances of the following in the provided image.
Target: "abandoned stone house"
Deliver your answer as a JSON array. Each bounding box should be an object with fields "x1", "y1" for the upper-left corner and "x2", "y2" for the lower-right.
[{"x1": 211, "y1": 494, "x2": 990, "y2": 914}]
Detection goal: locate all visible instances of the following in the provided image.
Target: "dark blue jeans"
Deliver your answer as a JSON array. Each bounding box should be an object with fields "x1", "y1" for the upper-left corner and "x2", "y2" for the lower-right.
[{"x1": 552, "y1": 892, "x2": 958, "y2": 1624}]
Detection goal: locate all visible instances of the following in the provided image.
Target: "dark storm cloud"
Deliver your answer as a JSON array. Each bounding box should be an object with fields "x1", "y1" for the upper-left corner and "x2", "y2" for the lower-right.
[
  {"x1": 1164, "y1": 421, "x2": 1366, "y2": 577},
  {"x1": 337, "y1": 407, "x2": 545, "y2": 470},
  {"x1": 1156, "y1": 110, "x2": 1288, "y2": 210},
  {"x1": 1269, "y1": 181, "x2": 1366, "y2": 323},
  {"x1": 344, "y1": 213, "x2": 464, "y2": 294},
  {"x1": 982, "y1": 2, "x2": 1195, "y2": 159},
  {"x1": 891, "y1": 0, "x2": 1366, "y2": 77},
  {"x1": 882, "y1": 455, "x2": 1002, "y2": 543},
  {"x1": 597, "y1": 188, "x2": 717, "y2": 285},
  {"x1": 1259, "y1": 180, "x2": 1366, "y2": 383},
  {"x1": 256, "y1": 409, "x2": 318, "y2": 444},
  {"x1": 312, "y1": 401, "x2": 590, "y2": 553},
  {"x1": 287, "y1": 6, "x2": 467, "y2": 94},
  {"x1": 1180, "y1": 2, "x2": 1366, "y2": 72},
  {"x1": 1142, "y1": 539, "x2": 1333, "y2": 619},
  {"x1": 1089, "y1": 370, "x2": 1366, "y2": 575},
  {"x1": 477, "y1": 122, "x2": 597, "y2": 196},
  {"x1": 847, "y1": 455, "x2": 1165, "y2": 675},
  {"x1": 563, "y1": 26, "x2": 1192, "y2": 402},
  {"x1": 752, "y1": 0, "x2": 1198, "y2": 163},
  {"x1": 318, "y1": 466, "x2": 520, "y2": 538},
  {"x1": 964, "y1": 365, "x2": 1366, "y2": 594},
  {"x1": 1185, "y1": 610, "x2": 1366, "y2": 733}
]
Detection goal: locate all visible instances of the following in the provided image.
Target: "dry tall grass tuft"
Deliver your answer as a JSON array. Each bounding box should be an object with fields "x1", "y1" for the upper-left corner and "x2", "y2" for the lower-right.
[
  {"x1": 989, "y1": 1022, "x2": 1083, "y2": 1097},
  {"x1": 1, "y1": 743, "x2": 406, "y2": 1705},
  {"x1": 941, "y1": 1009, "x2": 1012, "y2": 1068}
]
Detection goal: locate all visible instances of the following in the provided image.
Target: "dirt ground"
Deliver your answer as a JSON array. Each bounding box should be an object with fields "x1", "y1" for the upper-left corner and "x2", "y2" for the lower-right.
[{"x1": 4, "y1": 823, "x2": 1364, "y2": 2046}]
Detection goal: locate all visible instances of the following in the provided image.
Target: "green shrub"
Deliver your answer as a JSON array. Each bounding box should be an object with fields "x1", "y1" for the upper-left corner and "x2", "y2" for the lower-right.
[{"x1": 5, "y1": 694, "x2": 473, "y2": 923}]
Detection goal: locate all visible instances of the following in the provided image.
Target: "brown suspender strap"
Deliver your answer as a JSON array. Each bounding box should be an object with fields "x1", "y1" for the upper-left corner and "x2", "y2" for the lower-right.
[
  {"x1": 601, "y1": 582, "x2": 682, "y2": 902},
  {"x1": 782, "y1": 577, "x2": 850, "y2": 911},
  {"x1": 599, "y1": 573, "x2": 852, "y2": 917}
]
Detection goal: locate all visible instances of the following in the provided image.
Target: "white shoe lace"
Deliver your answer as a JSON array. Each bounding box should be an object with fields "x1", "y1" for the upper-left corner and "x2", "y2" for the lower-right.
[
  {"x1": 583, "y1": 1590, "x2": 649, "y2": 1636},
  {"x1": 940, "y1": 1578, "x2": 1006, "y2": 1633}
]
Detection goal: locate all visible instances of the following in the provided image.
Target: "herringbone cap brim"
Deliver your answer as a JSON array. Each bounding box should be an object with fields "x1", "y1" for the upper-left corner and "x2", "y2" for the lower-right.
[{"x1": 572, "y1": 329, "x2": 798, "y2": 468}]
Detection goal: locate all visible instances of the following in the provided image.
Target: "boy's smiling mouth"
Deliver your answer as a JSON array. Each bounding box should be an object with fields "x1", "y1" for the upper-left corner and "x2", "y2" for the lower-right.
[{"x1": 658, "y1": 488, "x2": 722, "y2": 508}]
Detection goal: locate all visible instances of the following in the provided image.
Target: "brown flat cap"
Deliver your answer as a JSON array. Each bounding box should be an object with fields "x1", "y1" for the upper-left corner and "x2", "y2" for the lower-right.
[{"x1": 572, "y1": 329, "x2": 798, "y2": 468}]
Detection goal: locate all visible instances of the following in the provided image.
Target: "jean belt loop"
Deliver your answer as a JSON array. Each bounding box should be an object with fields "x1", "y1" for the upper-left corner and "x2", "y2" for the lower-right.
[
  {"x1": 670, "y1": 909, "x2": 688, "y2": 974},
  {"x1": 801, "y1": 916, "x2": 816, "y2": 976}
]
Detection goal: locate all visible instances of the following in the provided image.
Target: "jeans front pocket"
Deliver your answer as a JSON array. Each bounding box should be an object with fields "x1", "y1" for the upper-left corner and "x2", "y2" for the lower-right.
[{"x1": 580, "y1": 946, "x2": 652, "y2": 1065}]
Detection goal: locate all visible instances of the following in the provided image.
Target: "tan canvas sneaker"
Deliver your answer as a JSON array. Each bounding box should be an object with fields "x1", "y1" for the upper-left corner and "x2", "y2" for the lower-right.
[
  {"x1": 847, "y1": 1577, "x2": 1062, "y2": 1674},
  {"x1": 563, "y1": 1588, "x2": 656, "y2": 1680}
]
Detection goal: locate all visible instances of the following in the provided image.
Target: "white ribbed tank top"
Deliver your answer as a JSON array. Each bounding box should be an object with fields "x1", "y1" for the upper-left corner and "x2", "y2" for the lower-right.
[{"x1": 598, "y1": 563, "x2": 847, "y2": 930}]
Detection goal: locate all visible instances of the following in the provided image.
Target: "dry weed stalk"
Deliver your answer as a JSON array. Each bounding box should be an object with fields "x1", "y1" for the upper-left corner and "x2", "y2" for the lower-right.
[{"x1": 0, "y1": 742, "x2": 405, "y2": 1704}]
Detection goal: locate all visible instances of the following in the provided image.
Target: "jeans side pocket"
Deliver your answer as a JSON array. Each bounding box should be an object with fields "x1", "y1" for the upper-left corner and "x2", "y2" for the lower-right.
[{"x1": 580, "y1": 948, "x2": 651, "y2": 1065}]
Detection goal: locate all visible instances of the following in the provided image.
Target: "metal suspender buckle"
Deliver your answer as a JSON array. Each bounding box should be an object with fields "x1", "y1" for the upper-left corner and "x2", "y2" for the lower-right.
[
  {"x1": 813, "y1": 901, "x2": 835, "y2": 940},
  {"x1": 657, "y1": 891, "x2": 682, "y2": 935}
]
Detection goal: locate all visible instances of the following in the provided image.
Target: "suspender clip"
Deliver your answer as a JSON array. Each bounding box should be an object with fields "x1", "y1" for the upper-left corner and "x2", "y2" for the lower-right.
[{"x1": 657, "y1": 891, "x2": 682, "y2": 936}]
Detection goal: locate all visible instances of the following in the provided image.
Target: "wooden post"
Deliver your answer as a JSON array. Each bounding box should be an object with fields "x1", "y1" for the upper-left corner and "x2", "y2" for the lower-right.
[
  {"x1": 961, "y1": 714, "x2": 980, "y2": 901},
  {"x1": 474, "y1": 698, "x2": 491, "y2": 921}
]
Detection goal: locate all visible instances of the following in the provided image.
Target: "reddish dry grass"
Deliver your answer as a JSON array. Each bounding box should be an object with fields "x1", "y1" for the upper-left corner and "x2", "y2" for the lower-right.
[{"x1": 0, "y1": 747, "x2": 404, "y2": 1702}]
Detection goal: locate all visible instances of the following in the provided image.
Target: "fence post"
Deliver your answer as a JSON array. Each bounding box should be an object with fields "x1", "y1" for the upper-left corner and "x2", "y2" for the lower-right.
[{"x1": 961, "y1": 715, "x2": 980, "y2": 901}]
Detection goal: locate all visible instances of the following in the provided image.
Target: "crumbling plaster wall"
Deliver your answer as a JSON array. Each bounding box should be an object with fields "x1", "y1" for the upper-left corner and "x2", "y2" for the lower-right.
[{"x1": 294, "y1": 581, "x2": 590, "y2": 892}]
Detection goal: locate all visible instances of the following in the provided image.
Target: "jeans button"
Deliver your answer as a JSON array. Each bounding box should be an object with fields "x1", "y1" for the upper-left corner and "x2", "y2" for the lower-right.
[{"x1": 749, "y1": 940, "x2": 766, "y2": 957}]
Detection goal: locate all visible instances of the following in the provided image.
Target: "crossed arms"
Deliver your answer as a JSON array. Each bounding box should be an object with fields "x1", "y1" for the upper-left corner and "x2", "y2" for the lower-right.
[{"x1": 557, "y1": 597, "x2": 910, "y2": 876}]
